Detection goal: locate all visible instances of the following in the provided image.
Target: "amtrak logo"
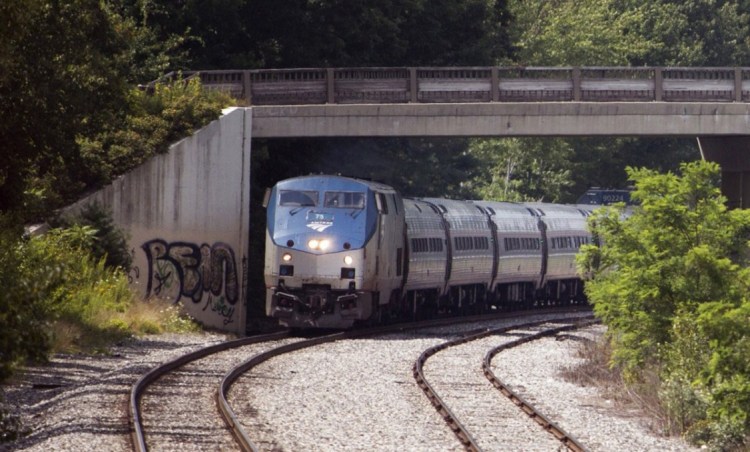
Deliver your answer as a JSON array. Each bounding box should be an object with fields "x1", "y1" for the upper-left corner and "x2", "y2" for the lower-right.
[
  {"x1": 306, "y1": 211, "x2": 334, "y2": 232},
  {"x1": 307, "y1": 222, "x2": 332, "y2": 232}
]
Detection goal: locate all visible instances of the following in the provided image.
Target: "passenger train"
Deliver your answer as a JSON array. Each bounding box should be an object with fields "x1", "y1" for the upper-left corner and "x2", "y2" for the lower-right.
[{"x1": 263, "y1": 175, "x2": 597, "y2": 329}]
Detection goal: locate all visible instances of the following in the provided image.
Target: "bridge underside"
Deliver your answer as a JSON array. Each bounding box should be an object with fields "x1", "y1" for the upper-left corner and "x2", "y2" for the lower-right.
[
  {"x1": 250, "y1": 103, "x2": 750, "y2": 208},
  {"x1": 251, "y1": 102, "x2": 750, "y2": 137},
  {"x1": 698, "y1": 137, "x2": 750, "y2": 209}
]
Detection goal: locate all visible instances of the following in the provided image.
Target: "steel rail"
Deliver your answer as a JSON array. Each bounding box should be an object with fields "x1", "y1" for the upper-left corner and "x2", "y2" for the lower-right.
[
  {"x1": 216, "y1": 307, "x2": 590, "y2": 451},
  {"x1": 129, "y1": 330, "x2": 290, "y2": 452},
  {"x1": 413, "y1": 315, "x2": 595, "y2": 451},
  {"x1": 482, "y1": 319, "x2": 599, "y2": 452}
]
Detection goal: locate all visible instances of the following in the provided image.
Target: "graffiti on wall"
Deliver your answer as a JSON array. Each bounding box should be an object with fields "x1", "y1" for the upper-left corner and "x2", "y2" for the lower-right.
[{"x1": 142, "y1": 239, "x2": 240, "y2": 324}]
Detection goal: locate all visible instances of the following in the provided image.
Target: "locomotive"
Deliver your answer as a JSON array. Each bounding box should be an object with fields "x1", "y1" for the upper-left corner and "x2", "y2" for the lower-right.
[{"x1": 263, "y1": 175, "x2": 595, "y2": 329}]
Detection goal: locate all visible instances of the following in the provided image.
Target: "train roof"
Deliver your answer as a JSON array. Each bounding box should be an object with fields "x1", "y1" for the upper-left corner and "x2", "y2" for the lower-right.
[
  {"x1": 275, "y1": 175, "x2": 396, "y2": 193},
  {"x1": 523, "y1": 202, "x2": 592, "y2": 219}
]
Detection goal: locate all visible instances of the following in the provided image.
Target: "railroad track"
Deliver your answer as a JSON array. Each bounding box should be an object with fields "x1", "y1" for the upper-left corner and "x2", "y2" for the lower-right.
[
  {"x1": 129, "y1": 308, "x2": 591, "y2": 451},
  {"x1": 129, "y1": 331, "x2": 296, "y2": 451},
  {"x1": 414, "y1": 317, "x2": 596, "y2": 451}
]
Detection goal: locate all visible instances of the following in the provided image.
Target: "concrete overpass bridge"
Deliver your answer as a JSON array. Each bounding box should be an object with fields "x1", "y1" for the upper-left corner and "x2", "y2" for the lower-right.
[
  {"x1": 169, "y1": 66, "x2": 750, "y2": 207},
  {"x1": 71, "y1": 67, "x2": 750, "y2": 334}
]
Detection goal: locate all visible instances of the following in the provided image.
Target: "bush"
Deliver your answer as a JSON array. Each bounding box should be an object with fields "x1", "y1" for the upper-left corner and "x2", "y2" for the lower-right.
[
  {"x1": 78, "y1": 77, "x2": 233, "y2": 189},
  {"x1": 54, "y1": 203, "x2": 132, "y2": 271},
  {"x1": 578, "y1": 161, "x2": 750, "y2": 448}
]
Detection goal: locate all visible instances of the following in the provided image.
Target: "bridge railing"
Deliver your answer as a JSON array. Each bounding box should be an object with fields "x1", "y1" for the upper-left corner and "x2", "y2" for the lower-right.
[{"x1": 154, "y1": 66, "x2": 750, "y2": 105}]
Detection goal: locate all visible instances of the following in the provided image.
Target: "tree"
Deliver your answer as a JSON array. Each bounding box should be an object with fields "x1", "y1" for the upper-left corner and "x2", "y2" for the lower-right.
[
  {"x1": 466, "y1": 137, "x2": 574, "y2": 202},
  {"x1": 0, "y1": 0, "x2": 129, "y2": 216},
  {"x1": 508, "y1": 0, "x2": 660, "y2": 66},
  {"x1": 577, "y1": 161, "x2": 750, "y2": 448},
  {"x1": 245, "y1": 0, "x2": 513, "y2": 67}
]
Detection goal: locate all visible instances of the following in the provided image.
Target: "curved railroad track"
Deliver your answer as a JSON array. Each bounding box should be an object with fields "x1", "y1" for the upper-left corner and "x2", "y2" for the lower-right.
[
  {"x1": 414, "y1": 317, "x2": 596, "y2": 451},
  {"x1": 129, "y1": 330, "x2": 295, "y2": 451},
  {"x1": 216, "y1": 308, "x2": 591, "y2": 451}
]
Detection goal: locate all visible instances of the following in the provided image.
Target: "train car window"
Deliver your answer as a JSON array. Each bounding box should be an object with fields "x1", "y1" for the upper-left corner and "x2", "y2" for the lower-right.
[
  {"x1": 487, "y1": 207, "x2": 496, "y2": 215},
  {"x1": 324, "y1": 191, "x2": 365, "y2": 208},
  {"x1": 430, "y1": 237, "x2": 443, "y2": 252},
  {"x1": 391, "y1": 194, "x2": 399, "y2": 214},
  {"x1": 376, "y1": 193, "x2": 389, "y2": 214},
  {"x1": 439, "y1": 204, "x2": 448, "y2": 213},
  {"x1": 474, "y1": 237, "x2": 489, "y2": 249},
  {"x1": 396, "y1": 248, "x2": 403, "y2": 276},
  {"x1": 280, "y1": 190, "x2": 318, "y2": 206}
]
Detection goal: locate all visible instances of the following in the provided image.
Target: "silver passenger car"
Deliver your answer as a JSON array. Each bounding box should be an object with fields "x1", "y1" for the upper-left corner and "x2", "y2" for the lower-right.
[{"x1": 403, "y1": 199, "x2": 448, "y2": 293}]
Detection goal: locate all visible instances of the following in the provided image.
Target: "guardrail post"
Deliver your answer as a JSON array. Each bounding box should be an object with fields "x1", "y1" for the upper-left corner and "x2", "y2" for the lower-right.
[
  {"x1": 735, "y1": 67, "x2": 743, "y2": 102},
  {"x1": 409, "y1": 68, "x2": 418, "y2": 103},
  {"x1": 242, "y1": 70, "x2": 252, "y2": 105},
  {"x1": 491, "y1": 67, "x2": 499, "y2": 102},
  {"x1": 572, "y1": 67, "x2": 581, "y2": 101},
  {"x1": 326, "y1": 68, "x2": 335, "y2": 104},
  {"x1": 654, "y1": 67, "x2": 663, "y2": 101}
]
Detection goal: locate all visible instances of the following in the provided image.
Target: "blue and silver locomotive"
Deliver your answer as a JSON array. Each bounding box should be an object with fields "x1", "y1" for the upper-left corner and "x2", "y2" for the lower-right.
[{"x1": 264, "y1": 175, "x2": 595, "y2": 329}]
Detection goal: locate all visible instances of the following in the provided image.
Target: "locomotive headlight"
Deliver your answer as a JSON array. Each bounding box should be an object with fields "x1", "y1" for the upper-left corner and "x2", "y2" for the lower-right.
[
  {"x1": 307, "y1": 238, "x2": 331, "y2": 251},
  {"x1": 282, "y1": 253, "x2": 292, "y2": 262},
  {"x1": 343, "y1": 255, "x2": 353, "y2": 265}
]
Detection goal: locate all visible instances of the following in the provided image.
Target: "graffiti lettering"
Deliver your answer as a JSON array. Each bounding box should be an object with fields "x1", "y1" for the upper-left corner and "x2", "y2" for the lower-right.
[
  {"x1": 142, "y1": 239, "x2": 239, "y2": 306},
  {"x1": 127, "y1": 266, "x2": 140, "y2": 284},
  {"x1": 203, "y1": 294, "x2": 235, "y2": 325}
]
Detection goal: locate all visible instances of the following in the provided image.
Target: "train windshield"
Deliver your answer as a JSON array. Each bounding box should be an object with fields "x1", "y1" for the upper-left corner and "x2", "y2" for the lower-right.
[
  {"x1": 279, "y1": 190, "x2": 318, "y2": 207},
  {"x1": 324, "y1": 191, "x2": 365, "y2": 209}
]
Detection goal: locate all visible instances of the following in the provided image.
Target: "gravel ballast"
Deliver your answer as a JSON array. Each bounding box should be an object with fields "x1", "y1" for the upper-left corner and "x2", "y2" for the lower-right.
[{"x1": 2, "y1": 320, "x2": 697, "y2": 451}]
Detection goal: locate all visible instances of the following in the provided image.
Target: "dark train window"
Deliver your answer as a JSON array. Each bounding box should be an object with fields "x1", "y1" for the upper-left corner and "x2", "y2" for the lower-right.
[
  {"x1": 473, "y1": 237, "x2": 489, "y2": 249},
  {"x1": 324, "y1": 191, "x2": 365, "y2": 208},
  {"x1": 396, "y1": 248, "x2": 403, "y2": 276},
  {"x1": 391, "y1": 194, "x2": 399, "y2": 215},
  {"x1": 504, "y1": 237, "x2": 526, "y2": 251},
  {"x1": 412, "y1": 237, "x2": 444, "y2": 253},
  {"x1": 279, "y1": 190, "x2": 318, "y2": 206},
  {"x1": 376, "y1": 193, "x2": 389, "y2": 214}
]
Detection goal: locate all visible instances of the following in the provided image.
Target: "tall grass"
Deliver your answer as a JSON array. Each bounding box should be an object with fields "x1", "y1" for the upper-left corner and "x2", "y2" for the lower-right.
[{"x1": 0, "y1": 221, "x2": 200, "y2": 378}]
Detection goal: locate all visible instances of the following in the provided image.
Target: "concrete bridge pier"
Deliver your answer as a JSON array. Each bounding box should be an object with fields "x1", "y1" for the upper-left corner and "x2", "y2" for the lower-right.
[{"x1": 698, "y1": 136, "x2": 750, "y2": 209}]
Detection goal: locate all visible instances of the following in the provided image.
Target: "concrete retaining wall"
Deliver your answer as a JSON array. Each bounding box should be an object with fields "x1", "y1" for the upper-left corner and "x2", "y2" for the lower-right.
[{"x1": 66, "y1": 108, "x2": 251, "y2": 334}]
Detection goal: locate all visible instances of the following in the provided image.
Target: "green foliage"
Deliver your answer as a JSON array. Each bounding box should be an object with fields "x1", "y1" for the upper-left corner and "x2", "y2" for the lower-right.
[
  {"x1": 508, "y1": 0, "x2": 750, "y2": 67},
  {"x1": 578, "y1": 161, "x2": 750, "y2": 448},
  {"x1": 508, "y1": 0, "x2": 660, "y2": 66},
  {"x1": 0, "y1": 0, "x2": 132, "y2": 215},
  {"x1": 0, "y1": 222, "x2": 121, "y2": 380},
  {"x1": 54, "y1": 203, "x2": 132, "y2": 271},
  {"x1": 466, "y1": 137, "x2": 574, "y2": 202},
  {"x1": 78, "y1": 77, "x2": 232, "y2": 189},
  {"x1": 0, "y1": 220, "x2": 51, "y2": 381}
]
